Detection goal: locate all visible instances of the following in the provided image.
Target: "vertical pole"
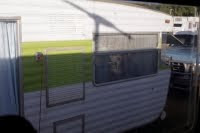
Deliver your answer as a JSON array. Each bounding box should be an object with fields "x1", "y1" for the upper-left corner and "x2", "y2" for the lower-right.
[
  {"x1": 17, "y1": 18, "x2": 24, "y2": 116},
  {"x1": 158, "y1": 32, "x2": 162, "y2": 72},
  {"x1": 194, "y1": 7, "x2": 198, "y2": 17},
  {"x1": 196, "y1": 9, "x2": 200, "y2": 122},
  {"x1": 191, "y1": 9, "x2": 200, "y2": 130},
  {"x1": 158, "y1": 32, "x2": 162, "y2": 49}
]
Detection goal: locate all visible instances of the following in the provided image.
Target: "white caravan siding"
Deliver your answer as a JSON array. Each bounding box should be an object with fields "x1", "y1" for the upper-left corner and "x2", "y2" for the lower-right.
[
  {"x1": 24, "y1": 70, "x2": 170, "y2": 133},
  {"x1": 0, "y1": 0, "x2": 173, "y2": 42},
  {"x1": 173, "y1": 16, "x2": 199, "y2": 35}
]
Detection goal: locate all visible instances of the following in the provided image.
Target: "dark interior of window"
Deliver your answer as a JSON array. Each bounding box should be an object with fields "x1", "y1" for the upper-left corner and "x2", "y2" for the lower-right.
[
  {"x1": 94, "y1": 49, "x2": 158, "y2": 84},
  {"x1": 173, "y1": 24, "x2": 182, "y2": 27}
]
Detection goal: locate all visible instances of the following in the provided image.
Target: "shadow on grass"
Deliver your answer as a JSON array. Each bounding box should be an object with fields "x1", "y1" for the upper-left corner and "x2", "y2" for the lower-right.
[{"x1": 22, "y1": 52, "x2": 92, "y2": 93}]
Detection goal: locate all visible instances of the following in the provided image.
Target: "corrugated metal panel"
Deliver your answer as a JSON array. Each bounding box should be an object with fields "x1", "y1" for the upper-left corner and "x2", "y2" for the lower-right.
[
  {"x1": 48, "y1": 85, "x2": 84, "y2": 106},
  {"x1": 45, "y1": 48, "x2": 86, "y2": 107},
  {"x1": 53, "y1": 115, "x2": 84, "y2": 133},
  {"x1": 24, "y1": 70, "x2": 170, "y2": 133}
]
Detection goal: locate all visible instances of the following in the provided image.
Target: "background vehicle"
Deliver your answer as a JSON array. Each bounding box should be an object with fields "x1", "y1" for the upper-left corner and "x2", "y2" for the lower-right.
[{"x1": 162, "y1": 16, "x2": 199, "y2": 90}]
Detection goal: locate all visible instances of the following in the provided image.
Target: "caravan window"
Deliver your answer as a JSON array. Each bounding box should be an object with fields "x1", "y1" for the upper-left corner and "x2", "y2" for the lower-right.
[
  {"x1": 94, "y1": 33, "x2": 159, "y2": 85},
  {"x1": 174, "y1": 24, "x2": 182, "y2": 27}
]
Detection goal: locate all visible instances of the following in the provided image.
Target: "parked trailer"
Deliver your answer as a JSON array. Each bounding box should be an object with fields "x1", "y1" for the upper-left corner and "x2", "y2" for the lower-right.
[
  {"x1": 173, "y1": 16, "x2": 199, "y2": 36},
  {"x1": 0, "y1": 0, "x2": 173, "y2": 132}
]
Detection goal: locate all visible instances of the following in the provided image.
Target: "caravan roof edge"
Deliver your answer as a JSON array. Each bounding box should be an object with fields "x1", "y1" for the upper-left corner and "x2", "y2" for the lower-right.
[
  {"x1": 92, "y1": 0, "x2": 172, "y2": 16},
  {"x1": 0, "y1": 16, "x2": 21, "y2": 21}
]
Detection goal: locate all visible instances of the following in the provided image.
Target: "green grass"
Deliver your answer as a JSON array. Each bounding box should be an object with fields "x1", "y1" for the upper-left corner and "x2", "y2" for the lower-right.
[{"x1": 22, "y1": 40, "x2": 92, "y2": 92}]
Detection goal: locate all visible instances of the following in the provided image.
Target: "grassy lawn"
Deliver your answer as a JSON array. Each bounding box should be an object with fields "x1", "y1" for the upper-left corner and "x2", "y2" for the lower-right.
[{"x1": 22, "y1": 40, "x2": 92, "y2": 92}]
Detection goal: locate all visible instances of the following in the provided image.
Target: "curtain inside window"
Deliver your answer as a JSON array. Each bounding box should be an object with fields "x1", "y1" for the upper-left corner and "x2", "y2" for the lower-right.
[{"x1": 0, "y1": 21, "x2": 19, "y2": 115}]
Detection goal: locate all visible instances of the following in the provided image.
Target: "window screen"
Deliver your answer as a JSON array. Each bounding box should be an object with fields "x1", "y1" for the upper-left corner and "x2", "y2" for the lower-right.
[{"x1": 93, "y1": 33, "x2": 159, "y2": 85}]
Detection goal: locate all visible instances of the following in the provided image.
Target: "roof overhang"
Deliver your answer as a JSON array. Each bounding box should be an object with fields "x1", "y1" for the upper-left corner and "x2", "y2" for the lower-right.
[
  {"x1": 96, "y1": 0, "x2": 200, "y2": 6},
  {"x1": 131, "y1": 0, "x2": 200, "y2": 6}
]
